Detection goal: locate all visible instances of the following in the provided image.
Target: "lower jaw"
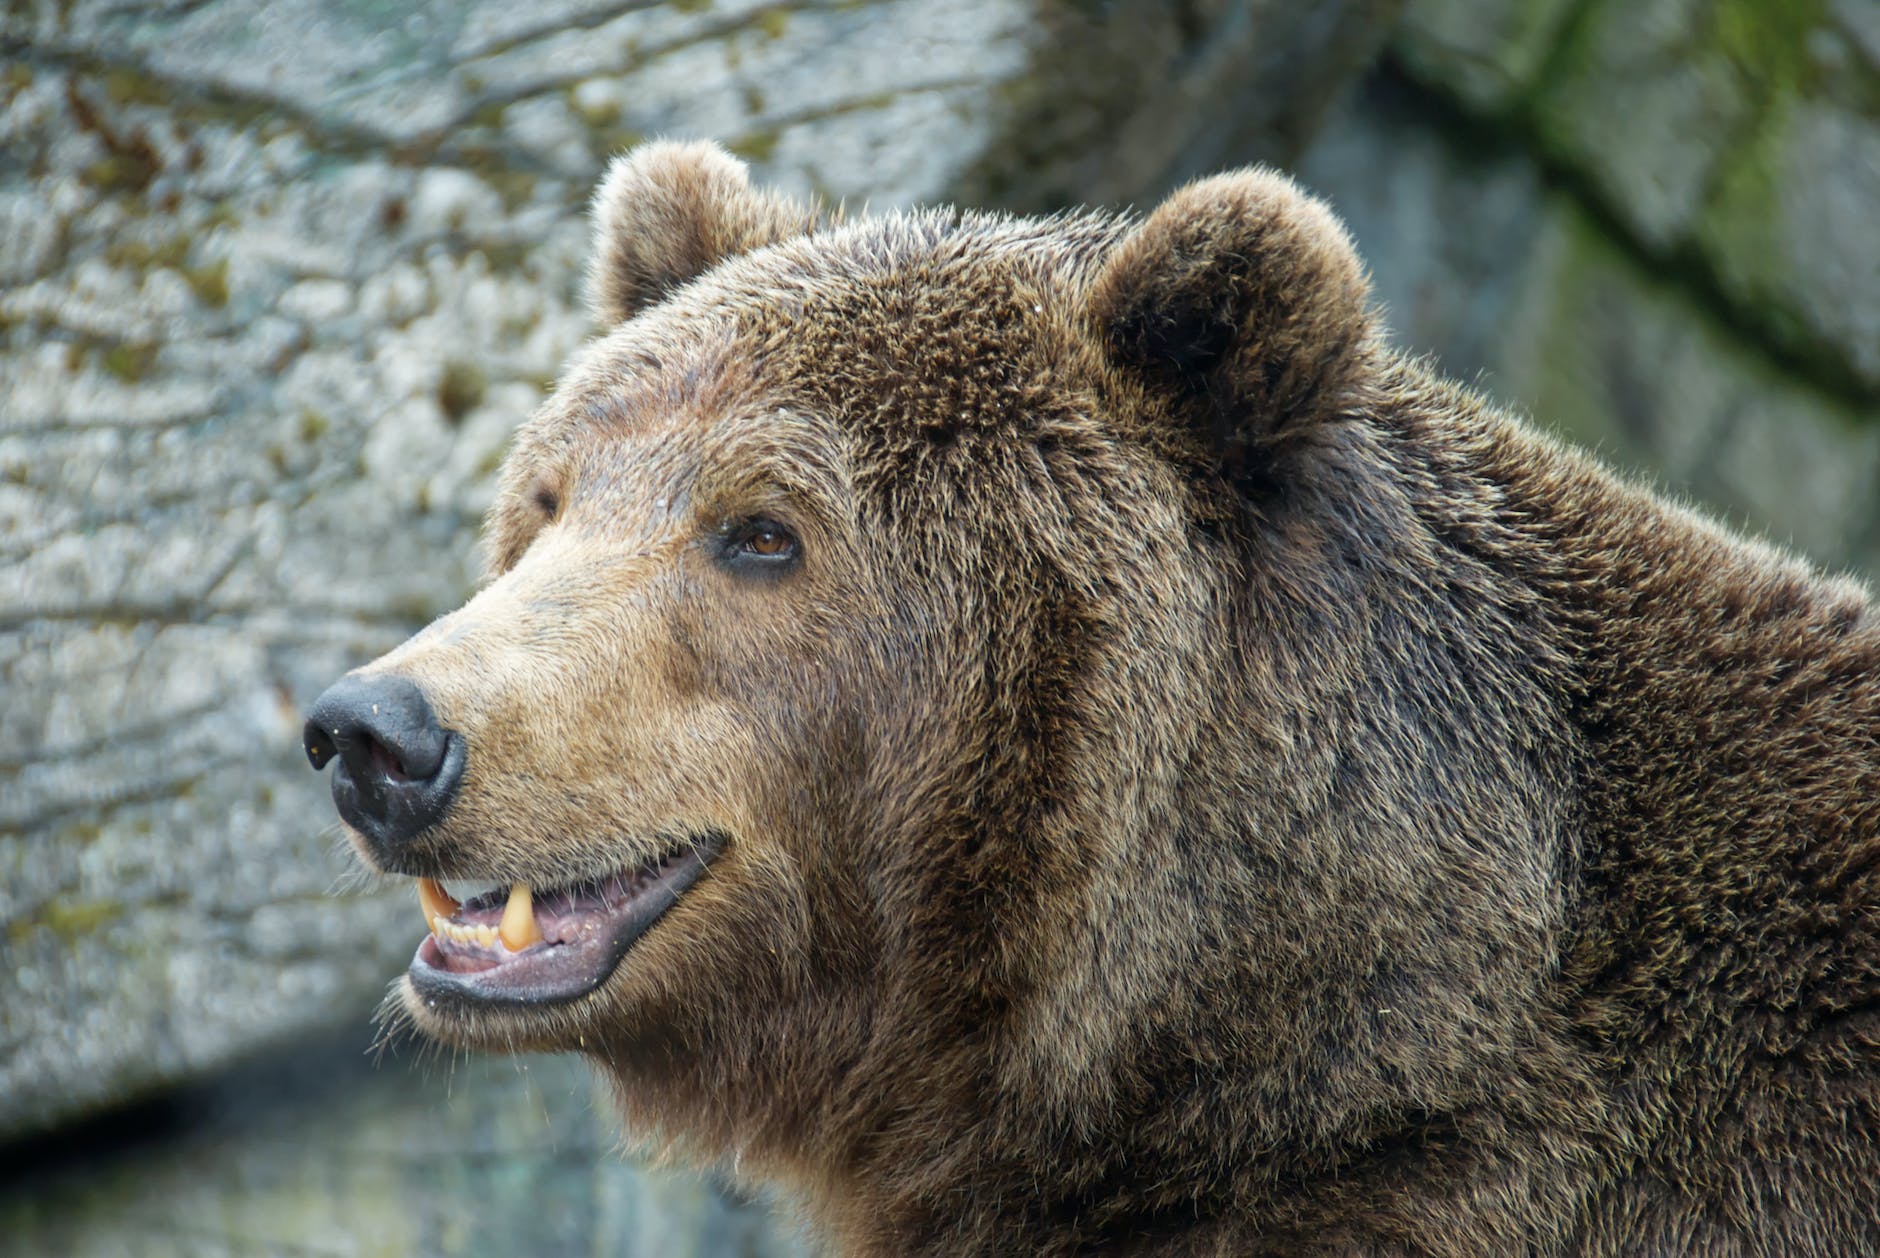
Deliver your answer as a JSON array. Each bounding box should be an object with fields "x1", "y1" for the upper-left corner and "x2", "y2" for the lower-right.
[{"x1": 407, "y1": 836, "x2": 724, "y2": 1011}]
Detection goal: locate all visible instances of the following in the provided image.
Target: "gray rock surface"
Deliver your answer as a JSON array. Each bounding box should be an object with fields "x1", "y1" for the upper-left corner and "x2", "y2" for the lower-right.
[
  {"x1": 1393, "y1": 0, "x2": 1880, "y2": 396},
  {"x1": 1299, "y1": 69, "x2": 1880, "y2": 582},
  {"x1": 0, "y1": 0, "x2": 1392, "y2": 1150},
  {"x1": 951, "y1": 0, "x2": 1401, "y2": 210},
  {"x1": 1392, "y1": 0, "x2": 1577, "y2": 110},
  {"x1": 0, "y1": 1040, "x2": 810, "y2": 1257}
]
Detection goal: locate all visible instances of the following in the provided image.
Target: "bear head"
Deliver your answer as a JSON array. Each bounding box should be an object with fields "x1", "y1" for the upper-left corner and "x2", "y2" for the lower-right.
[{"x1": 305, "y1": 141, "x2": 1575, "y2": 1241}]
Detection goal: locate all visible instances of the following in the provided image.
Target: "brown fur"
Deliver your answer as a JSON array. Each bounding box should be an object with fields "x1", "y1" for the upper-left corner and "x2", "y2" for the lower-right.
[
  {"x1": 340, "y1": 141, "x2": 1880, "y2": 1254},
  {"x1": 585, "y1": 140, "x2": 825, "y2": 326}
]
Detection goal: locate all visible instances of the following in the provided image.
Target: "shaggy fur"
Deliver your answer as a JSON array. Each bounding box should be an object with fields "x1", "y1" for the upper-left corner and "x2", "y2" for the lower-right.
[{"x1": 335, "y1": 140, "x2": 1880, "y2": 1255}]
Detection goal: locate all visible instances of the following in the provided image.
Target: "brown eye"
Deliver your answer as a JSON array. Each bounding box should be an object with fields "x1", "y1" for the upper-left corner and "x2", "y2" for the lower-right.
[
  {"x1": 743, "y1": 525, "x2": 792, "y2": 556},
  {"x1": 721, "y1": 519, "x2": 800, "y2": 574}
]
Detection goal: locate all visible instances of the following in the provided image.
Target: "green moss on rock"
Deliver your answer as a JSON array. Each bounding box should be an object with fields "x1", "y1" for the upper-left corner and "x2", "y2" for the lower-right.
[
  {"x1": 103, "y1": 236, "x2": 191, "y2": 271},
  {"x1": 726, "y1": 129, "x2": 780, "y2": 162},
  {"x1": 184, "y1": 257, "x2": 230, "y2": 307},
  {"x1": 27, "y1": 898, "x2": 125, "y2": 943},
  {"x1": 102, "y1": 342, "x2": 158, "y2": 382},
  {"x1": 1713, "y1": 0, "x2": 1824, "y2": 99},
  {"x1": 101, "y1": 66, "x2": 171, "y2": 108},
  {"x1": 437, "y1": 360, "x2": 488, "y2": 424}
]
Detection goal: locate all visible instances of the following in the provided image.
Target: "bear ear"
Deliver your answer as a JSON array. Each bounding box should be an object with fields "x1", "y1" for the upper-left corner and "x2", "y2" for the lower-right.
[
  {"x1": 1087, "y1": 170, "x2": 1374, "y2": 477},
  {"x1": 585, "y1": 139, "x2": 824, "y2": 325}
]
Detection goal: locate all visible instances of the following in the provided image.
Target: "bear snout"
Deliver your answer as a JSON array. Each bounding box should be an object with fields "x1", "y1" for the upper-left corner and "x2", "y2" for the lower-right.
[{"x1": 303, "y1": 672, "x2": 466, "y2": 862}]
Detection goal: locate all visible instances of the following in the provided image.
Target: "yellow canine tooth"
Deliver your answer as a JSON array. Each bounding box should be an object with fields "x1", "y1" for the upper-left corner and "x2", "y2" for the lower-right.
[
  {"x1": 418, "y1": 878, "x2": 459, "y2": 937},
  {"x1": 500, "y1": 882, "x2": 544, "y2": 951}
]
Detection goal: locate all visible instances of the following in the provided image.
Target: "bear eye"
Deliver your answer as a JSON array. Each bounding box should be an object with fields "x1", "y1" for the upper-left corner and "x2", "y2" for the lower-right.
[
  {"x1": 742, "y1": 524, "x2": 793, "y2": 556},
  {"x1": 721, "y1": 519, "x2": 800, "y2": 573}
]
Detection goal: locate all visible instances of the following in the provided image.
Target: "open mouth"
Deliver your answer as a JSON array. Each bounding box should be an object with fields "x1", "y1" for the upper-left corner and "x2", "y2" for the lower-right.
[{"x1": 407, "y1": 834, "x2": 725, "y2": 1007}]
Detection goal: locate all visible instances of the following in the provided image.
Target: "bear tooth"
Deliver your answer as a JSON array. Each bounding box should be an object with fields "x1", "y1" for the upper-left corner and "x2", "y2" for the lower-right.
[
  {"x1": 500, "y1": 882, "x2": 544, "y2": 951},
  {"x1": 418, "y1": 878, "x2": 459, "y2": 936}
]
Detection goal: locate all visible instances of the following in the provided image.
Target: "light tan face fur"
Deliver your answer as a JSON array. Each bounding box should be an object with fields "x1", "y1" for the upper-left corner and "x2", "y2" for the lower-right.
[{"x1": 351, "y1": 307, "x2": 897, "y2": 1053}]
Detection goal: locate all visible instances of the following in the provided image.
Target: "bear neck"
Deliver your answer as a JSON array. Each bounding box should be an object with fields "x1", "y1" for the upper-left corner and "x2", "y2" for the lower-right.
[
  {"x1": 611, "y1": 356, "x2": 1879, "y2": 1254},
  {"x1": 776, "y1": 364, "x2": 1604, "y2": 1251}
]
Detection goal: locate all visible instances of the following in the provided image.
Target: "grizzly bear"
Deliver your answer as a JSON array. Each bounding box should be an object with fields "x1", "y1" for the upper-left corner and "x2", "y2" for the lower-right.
[{"x1": 303, "y1": 140, "x2": 1880, "y2": 1255}]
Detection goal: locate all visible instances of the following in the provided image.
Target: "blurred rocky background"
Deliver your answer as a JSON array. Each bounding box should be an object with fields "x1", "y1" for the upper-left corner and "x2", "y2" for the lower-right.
[{"x1": 1, "y1": 0, "x2": 1873, "y2": 1252}]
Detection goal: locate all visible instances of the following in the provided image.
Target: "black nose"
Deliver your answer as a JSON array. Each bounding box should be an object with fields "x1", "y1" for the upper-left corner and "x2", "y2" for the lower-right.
[{"x1": 302, "y1": 673, "x2": 464, "y2": 854}]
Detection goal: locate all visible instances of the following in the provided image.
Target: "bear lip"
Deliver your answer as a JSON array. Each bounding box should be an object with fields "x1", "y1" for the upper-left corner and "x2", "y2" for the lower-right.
[{"x1": 407, "y1": 834, "x2": 725, "y2": 1008}]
